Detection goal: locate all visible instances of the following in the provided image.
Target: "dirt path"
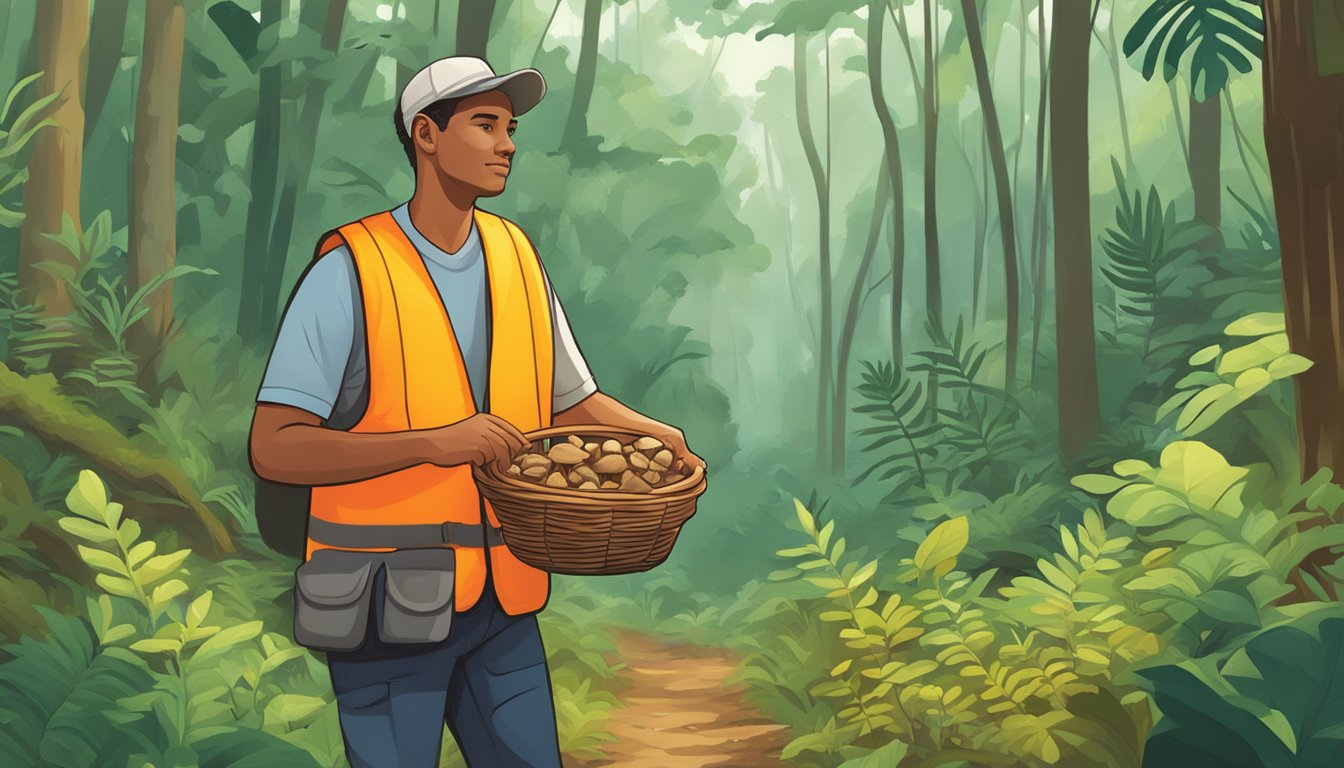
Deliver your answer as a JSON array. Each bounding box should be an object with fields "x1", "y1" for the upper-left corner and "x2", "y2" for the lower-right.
[{"x1": 573, "y1": 629, "x2": 792, "y2": 767}]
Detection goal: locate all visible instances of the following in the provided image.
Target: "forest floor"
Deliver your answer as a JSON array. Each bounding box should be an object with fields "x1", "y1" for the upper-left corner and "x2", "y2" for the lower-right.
[{"x1": 571, "y1": 629, "x2": 792, "y2": 767}]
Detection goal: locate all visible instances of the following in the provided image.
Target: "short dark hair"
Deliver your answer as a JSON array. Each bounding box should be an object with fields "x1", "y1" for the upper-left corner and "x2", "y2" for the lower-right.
[{"x1": 394, "y1": 97, "x2": 464, "y2": 169}]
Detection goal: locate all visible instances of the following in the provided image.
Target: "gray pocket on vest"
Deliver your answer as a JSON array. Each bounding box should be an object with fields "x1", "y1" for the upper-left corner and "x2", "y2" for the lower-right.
[
  {"x1": 380, "y1": 547, "x2": 456, "y2": 644},
  {"x1": 293, "y1": 549, "x2": 378, "y2": 652}
]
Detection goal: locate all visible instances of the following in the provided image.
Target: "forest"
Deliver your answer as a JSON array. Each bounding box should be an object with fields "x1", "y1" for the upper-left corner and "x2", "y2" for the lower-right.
[{"x1": 2, "y1": 0, "x2": 1344, "y2": 766}]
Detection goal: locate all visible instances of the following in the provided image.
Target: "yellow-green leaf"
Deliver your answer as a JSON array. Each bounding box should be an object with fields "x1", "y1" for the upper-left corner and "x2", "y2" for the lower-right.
[
  {"x1": 1224, "y1": 312, "x2": 1285, "y2": 337},
  {"x1": 915, "y1": 517, "x2": 969, "y2": 576},
  {"x1": 65, "y1": 469, "x2": 108, "y2": 521},
  {"x1": 57, "y1": 517, "x2": 115, "y2": 544}
]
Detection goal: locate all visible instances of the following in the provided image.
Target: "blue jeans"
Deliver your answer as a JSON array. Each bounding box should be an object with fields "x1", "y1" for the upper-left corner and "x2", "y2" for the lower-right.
[{"x1": 326, "y1": 566, "x2": 562, "y2": 768}]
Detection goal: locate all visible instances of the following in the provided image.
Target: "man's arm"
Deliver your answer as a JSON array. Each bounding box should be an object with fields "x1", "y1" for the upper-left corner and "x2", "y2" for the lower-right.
[
  {"x1": 250, "y1": 404, "x2": 529, "y2": 486},
  {"x1": 553, "y1": 391, "x2": 706, "y2": 471}
]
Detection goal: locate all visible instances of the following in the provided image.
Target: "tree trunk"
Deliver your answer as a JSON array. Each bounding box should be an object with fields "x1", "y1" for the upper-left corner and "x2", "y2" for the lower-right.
[
  {"x1": 1096, "y1": 14, "x2": 1134, "y2": 174},
  {"x1": 763, "y1": 126, "x2": 816, "y2": 354},
  {"x1": 867, "y1": 0, "x2": 907, "y2": 372},
  {"x1": 1188, "y1": 89, "x2": 1224, "y2": 246},
  {"x1": 258, "y1": 0, "x2": 349, "y2": 339},
  {"x1": 456, "y1": 0, "x2": 498, "y2": 59},
  {"x1": 83, "y1": 0, "x2": 129, "y2": 144},
  {"x1": 1049, "y1": 0, "x2": 1100, "y2": 461},
  {"x1": 1029, "y1": 0, "x2": 1050, "y2": 384},
  {"x1": 922, "y1": 0, "x2": 943, "y2": 403},
  {"x1": 835, "y1": 162, "x2": 892, "y2": 476},
  {"x1": 18, "y1": 0, "x2": 88, "y2": 322},
  {"x1": 962, "y1": 0, "x2": 1020, "y2": 394},
  {"x1": 531, "y1": 0, "x2": 565, "y2": 67},
  {"x1": 127, "y1": 0, "x2": 186, "y2": 380},
  {"x1": 236, "y1": 0, "x2": 283, "y2": 341},
  {"x1": 562, "y1": 0, "x2": 602, "y2": 151},
  {"x1": 793, "y1": 33, "x2": 834, "y2": 474},
  {"x1": 0, "y1": 361, "x2": 233, "y2": 556},
  {"x1": 1263, "y1": 1, "x2": 1344, "y2": 482}
]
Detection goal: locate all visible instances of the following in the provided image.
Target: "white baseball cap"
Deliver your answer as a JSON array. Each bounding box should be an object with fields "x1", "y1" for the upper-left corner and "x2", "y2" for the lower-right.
[{"x1": 399, "y1": 56, "x2": 547, "y2": 134}]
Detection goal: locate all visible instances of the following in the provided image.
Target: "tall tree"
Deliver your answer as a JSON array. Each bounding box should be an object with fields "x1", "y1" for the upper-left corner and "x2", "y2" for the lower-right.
[
  {"x1": 1124, "y1": 0, "x2": 1265, "y2": 247},
  {"x1": 792, "y1": 32, "x2": 836, "y2": 472},
  {"x1": 1028, "y1": 0, "x2": 1051, "y2": 383},
  {"x1": 865, "y1": 0, "x2": 907, "y2": 373},
  {"x1": 562, "y1": 0, "x2": 603, "y2": 151},
  {"x1": 1263, "y1": 1, "x2": 1344, "y2": 481},
  {"x1": 456, "y1": 0, "x2": 499, "y2": 59},
  {"x1": 18, "y1": 0, "x2": 89, "y2": 322},
  {"x1": 127, "y1": 0, "x2": 187, "y2": 373},
  {"x1": 920, "y1": 0, "x2": 943, "y2": 366},
  {"x1": 235, "y1": 0, "x2": 282, "y2": 340},
  {"x1": 82, "y1": 0, "x2": 129, "y2": 144},
  {"x1": 1092, "y1": 7, "x2": 1135, "y2": 173},
  {"x1": 961, "y1": 0, "x2": 1020, "y2": 393},
  {"x1": 1050, "y1": 0, "x2": 1100, "y2": 461},
  {"x1": 258, "y1": 0, "x2": 349, "y2": 338}
]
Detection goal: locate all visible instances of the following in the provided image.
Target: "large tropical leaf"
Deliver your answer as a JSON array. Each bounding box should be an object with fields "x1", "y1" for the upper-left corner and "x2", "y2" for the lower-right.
[
  {"x1": 0, "y1": 609, "x2": 154, "y2": 767},
  {"x1": 1141, "y1": 615, "x2": 1344, "y2": 767},
  {"x1": 1123, "y1": 0, "x2": 1264, "y2": 99}
]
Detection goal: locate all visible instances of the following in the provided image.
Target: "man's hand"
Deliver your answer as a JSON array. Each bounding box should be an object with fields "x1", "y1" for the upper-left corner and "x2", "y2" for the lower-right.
[
  {"x1": 649, "y1": 424, "x2": 707, "y2": 474},
  {"x1": 423, "y1": 413, "x2": 531, "y2": 474}
]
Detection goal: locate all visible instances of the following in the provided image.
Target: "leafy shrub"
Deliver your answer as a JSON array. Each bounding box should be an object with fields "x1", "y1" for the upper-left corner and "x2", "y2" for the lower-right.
[{"x1": 1140, "y1": 614, "x2": 1344, "y2": 767}]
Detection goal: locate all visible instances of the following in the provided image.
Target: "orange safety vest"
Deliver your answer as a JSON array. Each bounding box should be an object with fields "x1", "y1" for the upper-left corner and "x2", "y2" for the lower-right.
[{"x1": 304, "y1": 207, "x2": 554, "y2": 616}]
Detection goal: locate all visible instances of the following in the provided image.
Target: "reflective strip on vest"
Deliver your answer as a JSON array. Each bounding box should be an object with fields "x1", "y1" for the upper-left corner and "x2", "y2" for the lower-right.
[{"x1": 305, "y1": 208, "x2": 554, "y2": 616}]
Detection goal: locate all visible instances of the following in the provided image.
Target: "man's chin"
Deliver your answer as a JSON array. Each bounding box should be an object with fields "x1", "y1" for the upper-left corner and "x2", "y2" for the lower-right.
[{"x1": 476, "y1": 180, "x2": 507, "y2": 198}]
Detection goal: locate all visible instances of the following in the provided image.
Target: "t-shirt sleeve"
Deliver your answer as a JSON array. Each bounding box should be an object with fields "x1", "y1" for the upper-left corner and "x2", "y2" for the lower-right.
[
  {"x1": 256, "y1": 246, "x2": 358, "y2": 420},
  {"x1": 546, "y1": 268, "x2": 598, "y2": 413}
]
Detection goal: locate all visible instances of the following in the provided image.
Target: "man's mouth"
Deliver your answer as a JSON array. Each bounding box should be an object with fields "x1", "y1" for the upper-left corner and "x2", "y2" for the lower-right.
[{"x1": 487, "y1": 163, "x2": 510, "y2": 172}]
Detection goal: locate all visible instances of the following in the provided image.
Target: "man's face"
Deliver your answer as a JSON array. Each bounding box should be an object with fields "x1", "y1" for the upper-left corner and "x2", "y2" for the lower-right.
[{"x1": 411, "y1": 90, "x2": 517, "y2": 198}]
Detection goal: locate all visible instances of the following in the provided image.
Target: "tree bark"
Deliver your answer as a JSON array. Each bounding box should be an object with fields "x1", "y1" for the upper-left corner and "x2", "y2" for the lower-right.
[
  {"x1": 1049, "y1": 0, "x2": 1100, "y2": 461},
  {"x1": 562, "y1": 0, "x2": 602, "y2": 151},
  {"x1": 258, "y1": 0, "x2": 349, "y2": 339},
  {"x1": 530, "y1": 0, "x2": 565, "y2": 67},
  {"x1": 1188, "y1": 89, "x2": 1224, "y2": 246},
  {"x1": 127, "y1": 0, "x2": 186, "y2": 380},
  {"x1": 1263, "y1": 1, "x2": 1344, "y2": 482},
  {"x1": 867, "y1": 0, "x2": 907, "y2": 372},
  {"x1": 83, "y1": 0, "x2": 129, "y2": 144},
  {"x1": 236, "y1": 0, "x2": 283, "y2": 341},
  {"x1": 1095, "y1": 13, "x2": 1134, "y2": 174},
  {"x1": 962, "y1": 0, "x2": 1020, "y2": 394},
  {"x1": 456, "y1": 0, "x2": 498, "y2": 59},
  {"x1": 921, "y1": 0, "x2": 943, "y2": 403},
  {"x1": 793, "y1": 33, "x2": 834, "y2": 474},
  {"x1": 835, "y1": 162, "x2": 892, "y2": 475},
  {"x1": 18, "y1": 0, "x2": 88, "y2": 321},
  {"x1": 0, "y1": 362, "x2": 233, "y2": 556},
  {"x1": 1029, "y1": 0, "x2": 1050, "y2": 383}
]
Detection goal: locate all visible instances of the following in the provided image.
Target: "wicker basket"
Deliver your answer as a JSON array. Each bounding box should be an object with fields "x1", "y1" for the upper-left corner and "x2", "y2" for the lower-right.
[{"x1": 473, "y1": 424, "x2": 707, "y2": 575}]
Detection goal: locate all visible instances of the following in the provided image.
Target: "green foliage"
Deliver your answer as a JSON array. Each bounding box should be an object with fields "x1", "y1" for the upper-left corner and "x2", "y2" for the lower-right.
[
  {"x1": 1123, "y1": 0, "x2": 1265, "y2": 99},
  {"x1": 1141, "y1": 614, "x2": 1344, "y2": 767},
  {"x1": 1098, "y1": 159, "x2": 1211, "y2": 362},
  {"x1": 0, "y1": 71, "x2": 59, "y2": 228},
  {"x1": 852, "y1": 360, "x2": 939, "y2": 495},
  {"x1": 907, "y1": 318, "x2": 1031, "y2": 492},
  {"x1": 0, "y1": 609, "x2": 155, "y2": 768}
]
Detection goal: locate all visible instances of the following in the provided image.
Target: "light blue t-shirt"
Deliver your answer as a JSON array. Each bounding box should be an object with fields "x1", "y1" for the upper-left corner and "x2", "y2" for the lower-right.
[{"x1": 258, "y1": 202, "x2": 597, "y2": 428}]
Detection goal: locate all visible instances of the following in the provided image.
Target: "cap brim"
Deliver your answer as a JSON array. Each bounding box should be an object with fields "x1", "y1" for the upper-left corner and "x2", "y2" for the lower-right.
[{"x1": 462, "y1": 69, "x2": 547, "y2": 116}]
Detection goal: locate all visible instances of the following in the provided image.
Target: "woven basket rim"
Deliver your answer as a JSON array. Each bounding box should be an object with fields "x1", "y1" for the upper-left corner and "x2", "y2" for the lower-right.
[{"x1": 472, "y1": 423, "x2": 707, "y2": 503}]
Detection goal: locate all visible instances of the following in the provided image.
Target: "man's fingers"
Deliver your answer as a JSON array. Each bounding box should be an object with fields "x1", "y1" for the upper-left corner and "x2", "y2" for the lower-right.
[
  {"x1": 485, "y1": 423, "x2": 526, "y2": 474},
  {"x1": 484, "y1": 414, "x2": 530, "y2": 453}
]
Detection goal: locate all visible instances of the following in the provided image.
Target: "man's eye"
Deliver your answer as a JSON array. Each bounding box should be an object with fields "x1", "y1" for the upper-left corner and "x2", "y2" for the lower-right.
[{"x1": 480, "y1": 124, "x2": 492, "y2": 131}]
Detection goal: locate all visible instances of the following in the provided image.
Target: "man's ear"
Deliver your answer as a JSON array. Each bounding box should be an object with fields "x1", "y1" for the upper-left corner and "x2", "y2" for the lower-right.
[{"x1": 412, "y1": 113, "x2": 439, "y2": 157}]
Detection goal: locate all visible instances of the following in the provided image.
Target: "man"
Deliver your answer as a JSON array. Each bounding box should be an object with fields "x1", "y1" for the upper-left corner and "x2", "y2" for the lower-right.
[{"x1": 249, "y1": 56, "x2": 704, "y2": 768}]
